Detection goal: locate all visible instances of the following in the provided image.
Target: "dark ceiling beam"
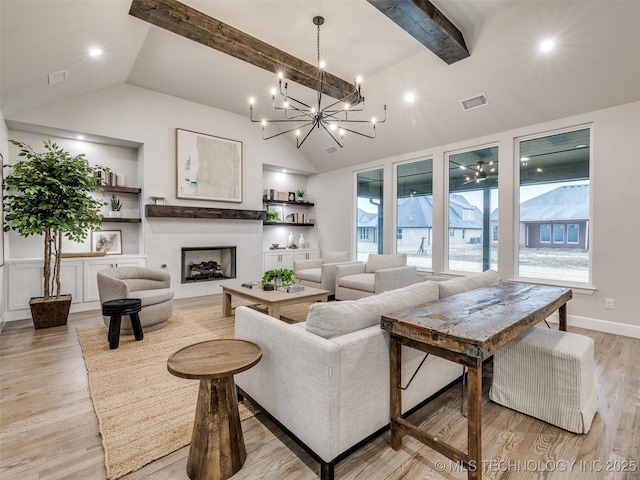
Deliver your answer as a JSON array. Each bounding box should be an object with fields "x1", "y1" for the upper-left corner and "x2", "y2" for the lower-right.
[
  {"x1": 129, "y1": 0, "x2": 355, "y2": 100},
  {"x1": 367, "y1": 0, "x2": 469, "y2": 64}
]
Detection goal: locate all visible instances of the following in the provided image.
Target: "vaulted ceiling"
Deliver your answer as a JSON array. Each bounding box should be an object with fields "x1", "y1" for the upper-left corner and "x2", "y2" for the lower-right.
[{"x1": 2, "y1": 1, "x2": 639, "y2": 173}]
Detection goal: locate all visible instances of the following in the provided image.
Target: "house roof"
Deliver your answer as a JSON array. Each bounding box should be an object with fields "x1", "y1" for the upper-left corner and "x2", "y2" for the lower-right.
[{"x1": 519, "y1": 185, "x2": 589, "y2": 222}]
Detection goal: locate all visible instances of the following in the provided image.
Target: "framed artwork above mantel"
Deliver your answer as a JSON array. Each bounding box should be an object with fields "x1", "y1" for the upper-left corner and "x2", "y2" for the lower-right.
[{"x1": 176, "y1": 128, "x2": 243, "y2": 203}]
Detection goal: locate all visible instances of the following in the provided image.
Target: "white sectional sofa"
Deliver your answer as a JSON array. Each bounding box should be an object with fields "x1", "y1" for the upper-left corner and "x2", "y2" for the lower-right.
[{"x1": 235, "y1": 269, "x2": 500, "y2": 479}]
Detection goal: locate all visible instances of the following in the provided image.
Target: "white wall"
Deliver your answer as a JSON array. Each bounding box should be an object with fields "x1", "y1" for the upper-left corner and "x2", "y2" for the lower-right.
[
  {"x1": 0, "y1": 109, "x2": 7, "y2": 328},
  {"x1": 308, "y1": 101, "x2": 640, "y2": 338},
  {"x1": 6, "y1": 84, "x2": 316, "y2": 301}
]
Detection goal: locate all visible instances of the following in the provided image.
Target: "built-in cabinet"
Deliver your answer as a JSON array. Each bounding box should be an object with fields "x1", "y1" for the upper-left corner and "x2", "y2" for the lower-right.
[
  {"x1": 5, "y1": 255, "x2": 145, "y2": 320},
  {"x1": 263, "y1": 249, "x2": 320, "y2": 271}
]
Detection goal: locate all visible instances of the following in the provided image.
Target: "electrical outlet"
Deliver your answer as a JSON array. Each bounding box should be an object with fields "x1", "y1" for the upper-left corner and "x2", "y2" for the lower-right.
[{"x1": 605, "y1": 298, "x2": 615, "y2": 310}]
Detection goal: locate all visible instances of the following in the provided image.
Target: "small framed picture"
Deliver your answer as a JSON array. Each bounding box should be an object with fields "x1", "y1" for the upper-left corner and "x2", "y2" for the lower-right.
[
  {"x1": 92, "y1": 230, "x2": 122, "y2": 255},
  {"x1": 288, "y1": 192, "x2": 296, "y2": 202}
]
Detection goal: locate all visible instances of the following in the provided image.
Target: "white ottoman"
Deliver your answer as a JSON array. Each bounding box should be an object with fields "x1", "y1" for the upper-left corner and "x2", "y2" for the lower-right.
[{"x1": 489, "y1": 326, "x2": 598, "y2": 434}]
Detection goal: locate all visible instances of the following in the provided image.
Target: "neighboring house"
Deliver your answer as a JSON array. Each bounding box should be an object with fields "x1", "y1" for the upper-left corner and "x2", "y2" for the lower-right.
[
  {"x1": 491, "y1": 184, "x2": 589, "y2": 249},
  {"x1": 519, "y1": 185, "x2": 589, "y2": 249},
  {"x1": 357, "y1": 209, "x2": 379, "y2": 244},
  {"x1": 359, "y1": 194, "x2": 484, "y2": 252}
]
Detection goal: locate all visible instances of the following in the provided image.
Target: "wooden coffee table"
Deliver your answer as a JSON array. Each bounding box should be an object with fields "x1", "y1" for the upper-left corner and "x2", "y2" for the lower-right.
[
  {"x1": 222, "y1": 283, "x2": 329, "y2": 319},
  {"x1": 167, "y1": 339, "x2": 262, "y2": 480}
]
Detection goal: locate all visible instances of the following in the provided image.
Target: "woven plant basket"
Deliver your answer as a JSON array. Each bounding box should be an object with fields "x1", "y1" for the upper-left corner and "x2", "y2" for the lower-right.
[{"x1": 29, "y1": 294, "x2": 72, "y2": 329}]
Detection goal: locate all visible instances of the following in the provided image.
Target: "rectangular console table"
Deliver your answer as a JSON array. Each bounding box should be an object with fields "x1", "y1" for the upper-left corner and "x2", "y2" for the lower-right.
[{"x1": 380, "y1": 282, "x2": 572, "y2": 480}]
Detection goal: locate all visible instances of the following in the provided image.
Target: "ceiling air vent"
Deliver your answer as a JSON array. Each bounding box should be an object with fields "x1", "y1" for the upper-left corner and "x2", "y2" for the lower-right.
[
  {"x1": 48, "y1": 70, "x2": 68, "y2": 85},
  {"x1": 460, "y1": 93, "x2": 488, "y2": 111},
  {"x1": 325, "y1": 146, "x2": 339, "y2": 155}
]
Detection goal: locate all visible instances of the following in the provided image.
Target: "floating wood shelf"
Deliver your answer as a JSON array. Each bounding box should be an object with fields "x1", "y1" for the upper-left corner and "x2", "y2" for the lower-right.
[
  {"x1": 102, "y1": 217, "x2": 141, "y2": 223},
  {"x1": 100, "y1": 185, "x2": 142, "y2": 194},
  {"x1": 145, "y1": 204, "x2": 266, "y2": 221}
]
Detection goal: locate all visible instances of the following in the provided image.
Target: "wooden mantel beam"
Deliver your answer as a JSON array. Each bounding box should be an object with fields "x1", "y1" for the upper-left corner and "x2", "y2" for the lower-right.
[
  {"x1": 366, "y1": 0, "x2": 469, "y2": 64},
  {"x1": 129, "y1": 0, "x2": 355, "y2": 100}
]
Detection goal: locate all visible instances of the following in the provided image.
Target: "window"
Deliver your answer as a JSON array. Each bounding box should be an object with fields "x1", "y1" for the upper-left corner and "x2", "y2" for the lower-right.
[
  {"x1": 492, "y1": 226, "x2": 498, "y2": 242},
  {"x1": 447, "y1": 145, "x2": 499, "y2": 272},
  {"x1": 356, "y1": 168, "x2": 383, "y2": 261},
  {"x1": 395, "y1": 159, "x2": 433, "y2": 269},
  {"x1": 553, "y1": 224, "x2": 565, "y2": 244},
  {"x1": 540, "y1": 224, "x2": 551, "y2": 243},
  {"x1": 517, "y1": 127, "x2": 590, "y2": 283},
  {"x1": 567, "y1": 224, "x2": 579, "y2": 244}
]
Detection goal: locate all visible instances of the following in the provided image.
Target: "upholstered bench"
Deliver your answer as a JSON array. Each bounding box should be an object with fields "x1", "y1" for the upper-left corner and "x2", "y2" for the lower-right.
[{"x1": 489, "y1": 326, "x2": 598, "y2": 434}]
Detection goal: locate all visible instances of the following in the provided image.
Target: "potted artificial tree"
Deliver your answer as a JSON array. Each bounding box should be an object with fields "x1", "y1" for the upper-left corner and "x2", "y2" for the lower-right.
[{"x1": 2, "y1": 140, "x2": 106, "y2": 328}]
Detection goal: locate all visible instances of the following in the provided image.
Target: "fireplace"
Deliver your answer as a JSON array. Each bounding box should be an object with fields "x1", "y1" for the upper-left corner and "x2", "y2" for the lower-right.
[{"x1": 181, "y1": 246, "x2": 236, "y2": 284}]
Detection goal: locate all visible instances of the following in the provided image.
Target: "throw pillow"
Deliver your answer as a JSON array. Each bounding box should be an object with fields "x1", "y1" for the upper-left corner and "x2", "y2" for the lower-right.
[
  {"x1": 306, "y1": 280, "x2": 439, "y2": 338},
  {"x1": 323, "y1": 251, "x2": 351, "y2": 263},
  {"x1": 365, "y1": 253, "x2": 407, "y2": 273},
  {"x1": 438, "y1": 269, "x2": 500, "y2": 298}
]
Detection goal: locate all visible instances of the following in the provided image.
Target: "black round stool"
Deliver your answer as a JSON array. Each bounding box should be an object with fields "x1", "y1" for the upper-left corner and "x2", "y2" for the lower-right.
[{"x1": 102, "y1": 298, "x2": 143, "y2": 349}]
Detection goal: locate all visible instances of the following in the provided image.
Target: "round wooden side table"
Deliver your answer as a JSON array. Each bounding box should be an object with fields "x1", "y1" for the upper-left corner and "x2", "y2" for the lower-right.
[{"x1": 167, "y1": 339, "x2": 262, "y2": 480}]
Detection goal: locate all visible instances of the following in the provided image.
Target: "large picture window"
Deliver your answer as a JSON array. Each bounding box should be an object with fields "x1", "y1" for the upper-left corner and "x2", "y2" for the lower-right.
[
  {"x1": 395, "y1": 159, "x2": 433, "y2": 269},
  {"x1": 517, "y1": 127, "x2": 590, "y2": 283},
  {"x1": 356, "y1": 168, "x2": 383, "y2": 261},
  {"x1": 447, "y1": 145, "x2": 498, "y2": 272}
]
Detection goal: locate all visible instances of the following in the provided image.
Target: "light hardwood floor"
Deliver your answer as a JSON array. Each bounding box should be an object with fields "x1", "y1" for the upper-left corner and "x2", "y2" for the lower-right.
[{"x1": 1, "y1": 296, "x2": 639, "y2": 480}]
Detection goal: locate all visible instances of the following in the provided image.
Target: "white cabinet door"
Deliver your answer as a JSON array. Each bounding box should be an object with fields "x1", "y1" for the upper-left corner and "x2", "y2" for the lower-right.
[
  {"x1": 293, "y1": 250, "x2": 320, "y2": 262},
  {"x1": 83, "y1": 257, "x2": 145, "y2": 302},
  {"x1": 263, "y1": 252, "x2": 294, "y2": 271},
  {"x1": 8, "y1": 260, "x2": 83, "y2": 311}
]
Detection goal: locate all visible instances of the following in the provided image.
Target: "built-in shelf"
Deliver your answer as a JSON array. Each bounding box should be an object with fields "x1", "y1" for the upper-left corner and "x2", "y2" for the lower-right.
[
  {"x1": 263, "y1": 222, "x2": 315, "y2": 227},
  {"x1": 263, "y1": 200, "x2": 314, "y2": 207},
  {"x1": 102, "y1": 217, "x2": 142, "y2": 223},
  {"x1": 101, "y1": 185, "x2": 142, "y2": 194},
  {"x1": 145, "y1": 204, "x2": 266, "y2": 221}
]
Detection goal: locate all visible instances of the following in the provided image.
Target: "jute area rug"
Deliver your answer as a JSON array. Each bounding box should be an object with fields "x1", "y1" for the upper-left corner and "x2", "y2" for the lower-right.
[{"x1": 76, "y1": 302, "x2": 310, "y2": 480}]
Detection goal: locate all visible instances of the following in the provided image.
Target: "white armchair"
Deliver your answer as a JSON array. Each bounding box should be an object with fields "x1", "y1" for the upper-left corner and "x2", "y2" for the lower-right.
[
  {"x1": 293, "y1": 251, "x2": 361, "y2": 297},
  {"x1": 334, "y1": 253, "x2": 417, "y2": 300},
  {"x1": 97, "y1": 267, "x2": 174, "y2": 334}
]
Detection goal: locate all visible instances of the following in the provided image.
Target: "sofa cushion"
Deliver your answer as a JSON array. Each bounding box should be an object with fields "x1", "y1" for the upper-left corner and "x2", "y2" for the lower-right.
[
  {"x1": 306, "y1": 280, "x2": 439, "y2": 338},
  {"x1": 338, "y1": 273, "x2": 376, "y2": 293},
  {"x1": 365, "y1": 253, "x2": 406, "y2": 273},
  {"x1": 438, "y1": 269, "x2": 500, "y2": 298},
  {"x1": 323, "y1": 251, "x2": 350, "y2": 263},
  {"x1": 296, "y1": 267, "x2": 322, "y2": 283}
]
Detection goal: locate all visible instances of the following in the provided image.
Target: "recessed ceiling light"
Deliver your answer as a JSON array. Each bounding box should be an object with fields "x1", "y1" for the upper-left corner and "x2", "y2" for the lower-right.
[
  {"x1": 520, "y1": 157, "x2": 529, "y2": 162},
  {"x1": 539, "y1": 39, "x2": 555, "y2": 52},
  {"x1": 89, "y1": 48, "x2": 103, "y2": 57},
  {"x1": 77, "y1": 135, "x2": 85, "y2": 140},
  {"x1": 404, "y1": 92, "x2": 416, "y2": 103},
  {"x1": 576, "y1": 144, "x2": 587, "y2": 148}
]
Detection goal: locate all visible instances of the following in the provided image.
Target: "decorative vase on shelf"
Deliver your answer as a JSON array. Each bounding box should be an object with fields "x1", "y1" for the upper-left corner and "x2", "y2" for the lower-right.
[
  {"x1": 108, "y1": 211, "x2": 122, "y2": 218},
  {"x1": 288, "y1": 231, "x2": 294, "y2": 247},
  {"x1": 298, "y1": 234, "x2": 305, "y2": 249}
]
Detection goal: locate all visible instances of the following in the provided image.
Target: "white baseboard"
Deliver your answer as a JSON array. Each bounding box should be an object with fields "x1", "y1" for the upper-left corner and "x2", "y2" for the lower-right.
[{"x1": 546, "y1": 312, "x2": 640, "y2": 339}]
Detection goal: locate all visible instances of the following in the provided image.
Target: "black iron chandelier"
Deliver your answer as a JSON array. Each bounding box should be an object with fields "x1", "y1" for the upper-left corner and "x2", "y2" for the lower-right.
[{"x1": 249, "y1": 16, "x2": 386, "y2": 149}]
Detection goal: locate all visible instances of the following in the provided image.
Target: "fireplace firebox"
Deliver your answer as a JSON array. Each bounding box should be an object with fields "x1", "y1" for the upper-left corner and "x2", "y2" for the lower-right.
[{"x1": 181, "y1": 246, "x2": 236, "y2": 284}]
